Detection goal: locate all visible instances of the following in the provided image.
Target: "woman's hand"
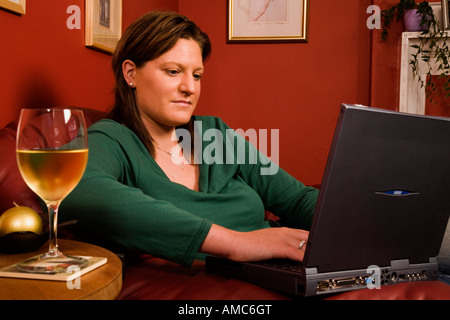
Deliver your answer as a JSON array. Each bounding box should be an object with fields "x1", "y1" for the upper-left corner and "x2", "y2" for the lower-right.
[{"x1": 200, "y1": 224, "x2": 309, "y2": 262}]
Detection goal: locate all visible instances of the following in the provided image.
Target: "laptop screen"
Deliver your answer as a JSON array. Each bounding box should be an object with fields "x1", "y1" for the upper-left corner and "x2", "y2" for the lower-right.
[{"x1": 305, "y1": 104, "x2": 450, "y2": 273}]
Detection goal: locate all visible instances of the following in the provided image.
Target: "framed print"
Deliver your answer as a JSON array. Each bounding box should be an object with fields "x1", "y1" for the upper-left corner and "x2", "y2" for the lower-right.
[
  {"x1": 85, "y1": 0, "x2": 122, "y2": 54},
  {"x1": 442, "y1": 0, "x2": 450, "y2": 30},
  {"x1": 0, "y1": 0, "x2": 26, "y2": 15},
  {"x1": 228, "y1": 0, "x2": 309, "y2": 43}
]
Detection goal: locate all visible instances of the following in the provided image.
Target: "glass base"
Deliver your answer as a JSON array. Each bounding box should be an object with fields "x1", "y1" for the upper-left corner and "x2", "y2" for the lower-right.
[{"x1": 16, "y1": 252, "x2": 88, "y2": 274}]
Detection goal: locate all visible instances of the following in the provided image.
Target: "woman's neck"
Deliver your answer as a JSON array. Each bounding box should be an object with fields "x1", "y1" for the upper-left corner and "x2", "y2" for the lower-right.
[{"x1": 141, "y1": 117, "x2": 179, "y2": 151}]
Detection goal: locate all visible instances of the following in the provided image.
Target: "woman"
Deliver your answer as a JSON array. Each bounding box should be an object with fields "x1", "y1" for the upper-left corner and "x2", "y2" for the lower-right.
[{"x1": 63, "y1": 11, "x2": 318, "y2": 267}]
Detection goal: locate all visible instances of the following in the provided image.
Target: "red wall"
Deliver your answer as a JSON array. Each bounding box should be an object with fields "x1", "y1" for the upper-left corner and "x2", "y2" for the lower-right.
[
  {"x1": 0, "y1": 0, "x2": 178, "y2": 128},
  {"x1": 371, "y1": 0, "x2": 409, "y2": 110},
  {"x1": 426, "y1": 76, "x2": 450, "y2": 116},
  {"x1": 1, "y1": 0, "x2": 374, "y2": 185}
]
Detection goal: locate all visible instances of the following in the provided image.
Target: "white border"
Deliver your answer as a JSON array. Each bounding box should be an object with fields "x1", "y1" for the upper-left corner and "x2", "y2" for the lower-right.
[{"x1": 399, "y1": 3, "x2": 449, "y2": 114}]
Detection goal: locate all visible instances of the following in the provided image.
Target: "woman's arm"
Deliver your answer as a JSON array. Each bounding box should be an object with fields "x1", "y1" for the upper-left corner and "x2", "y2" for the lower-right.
[{"x1": 200, "y1": 223, "x2": 309, "y2": 262}]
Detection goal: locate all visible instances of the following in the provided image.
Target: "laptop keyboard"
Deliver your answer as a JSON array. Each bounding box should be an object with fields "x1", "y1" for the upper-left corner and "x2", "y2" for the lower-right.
[{"x1": 251, "y1": 259, "x2": 304, "y2": 273}]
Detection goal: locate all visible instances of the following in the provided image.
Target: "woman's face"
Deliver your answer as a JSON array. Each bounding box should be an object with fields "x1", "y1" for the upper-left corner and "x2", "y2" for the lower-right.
[{"x1": 131, "y1": 38, "x2": 204, "y2": 130}]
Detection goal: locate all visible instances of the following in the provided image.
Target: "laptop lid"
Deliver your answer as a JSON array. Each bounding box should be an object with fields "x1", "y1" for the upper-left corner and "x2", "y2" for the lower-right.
[{"x1": 304, "y1": 104, "x2": 450, "y2": 273}]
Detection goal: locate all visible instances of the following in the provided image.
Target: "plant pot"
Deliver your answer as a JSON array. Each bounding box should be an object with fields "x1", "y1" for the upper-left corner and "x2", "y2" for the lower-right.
[{"x1": 404, "y1": 9, "x2": 428, "y2": 32}]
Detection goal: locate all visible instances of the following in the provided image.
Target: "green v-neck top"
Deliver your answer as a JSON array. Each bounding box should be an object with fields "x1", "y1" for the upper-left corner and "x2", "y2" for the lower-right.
[{"x1": 62, "y1": 116, "x2": 318, "y2": 267}]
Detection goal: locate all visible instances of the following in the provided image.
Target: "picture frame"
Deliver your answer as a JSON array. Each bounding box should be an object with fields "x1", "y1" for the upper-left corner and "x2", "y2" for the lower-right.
[
  {"x1": 227, "y1": 0, "x2": 309, "y2": 43},
  {"x1": 0, "y1": 0, "x2": 26, "y2": 15},
  {"x1": 442, "y1": 0, "x2": 450, "y2": 30},
  {"x1": 85, "y1": 0, "x2": 122, "y2": 54}
]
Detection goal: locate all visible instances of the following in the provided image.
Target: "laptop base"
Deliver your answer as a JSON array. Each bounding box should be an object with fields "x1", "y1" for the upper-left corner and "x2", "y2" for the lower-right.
[{"x1": 205, "y1": 256, "x2": 439, "y2": 297}]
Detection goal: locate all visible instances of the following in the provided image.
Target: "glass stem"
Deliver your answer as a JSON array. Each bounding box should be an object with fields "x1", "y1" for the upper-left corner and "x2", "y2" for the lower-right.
[{"x1": 47, "y1": 202, "x2": 62, "y2": 257}]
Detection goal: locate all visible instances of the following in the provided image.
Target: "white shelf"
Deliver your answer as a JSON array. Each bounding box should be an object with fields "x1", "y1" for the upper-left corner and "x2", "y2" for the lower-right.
[
  {"x1": 398, "y1": 1, "x2": 449, "y2": 114},
  {"x1": 399, "y1": 31, "x2": 449, "y2": 115}
]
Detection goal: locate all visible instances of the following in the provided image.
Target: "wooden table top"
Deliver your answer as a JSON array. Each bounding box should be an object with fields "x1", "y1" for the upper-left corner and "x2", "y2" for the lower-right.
[{"x1": 0, "y1": 239, "x2": 122, "y2": 300}]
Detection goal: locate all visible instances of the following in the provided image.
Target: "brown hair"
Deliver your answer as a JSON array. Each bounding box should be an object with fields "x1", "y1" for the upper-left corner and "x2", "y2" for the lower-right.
[{"x1": 110, "y1": 11, "x2": 211, "y2": 156}]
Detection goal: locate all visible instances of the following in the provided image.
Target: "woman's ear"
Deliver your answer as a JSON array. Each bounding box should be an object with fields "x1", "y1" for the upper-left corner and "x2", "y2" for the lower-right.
[{"x1": 122, "y1": 59, "x2": 137, "y2": 88}]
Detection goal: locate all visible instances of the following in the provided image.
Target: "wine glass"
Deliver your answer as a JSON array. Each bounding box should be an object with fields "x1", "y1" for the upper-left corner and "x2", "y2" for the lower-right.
[{"x1": 15, "y1": 108, "x2": 89, "y2": 273}]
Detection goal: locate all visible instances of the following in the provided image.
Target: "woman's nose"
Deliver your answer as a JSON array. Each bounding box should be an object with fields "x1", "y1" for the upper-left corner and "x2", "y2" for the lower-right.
[{"x1": 179, "y1": 75, "x2": 196, "y2": 96}]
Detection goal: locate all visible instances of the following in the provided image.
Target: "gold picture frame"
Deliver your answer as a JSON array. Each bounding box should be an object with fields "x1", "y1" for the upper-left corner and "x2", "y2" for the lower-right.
[
  {"x1": 85, "y1": 0, "x2": 122, "y2": 54},
  {"x1": 228, "y1": 0, "x2": 309, "y2": 43},
  {"x1": 0, "y1": 0, "x2": 26, "y2": 15}
]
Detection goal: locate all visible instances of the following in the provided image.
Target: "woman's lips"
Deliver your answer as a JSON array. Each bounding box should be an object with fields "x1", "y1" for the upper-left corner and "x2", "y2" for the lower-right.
[{"x1": 172, "y1": 100, "x2": 192, "y2": 106}]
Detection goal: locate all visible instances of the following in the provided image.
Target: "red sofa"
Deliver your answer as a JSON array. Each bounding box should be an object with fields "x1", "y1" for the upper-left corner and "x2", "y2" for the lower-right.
[{"x1": 1, "y1": 107, "x2": 450, "y2": 300}]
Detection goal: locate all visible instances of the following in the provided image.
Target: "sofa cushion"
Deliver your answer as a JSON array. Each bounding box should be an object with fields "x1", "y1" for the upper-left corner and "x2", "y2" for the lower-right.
[
  {"x1": 117, "y1": 255, "x2": 290, "y2": 300},
  {"x1": 0, "y1": 138, "x2": 42, "y2": 215},
  {"x1": 326, "y1": 281, "x2": 450, "y2": 300}
]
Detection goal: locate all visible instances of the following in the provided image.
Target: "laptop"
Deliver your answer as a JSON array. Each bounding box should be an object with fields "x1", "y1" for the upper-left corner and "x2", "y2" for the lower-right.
[{"x1": 205, "y1": 104, "x2": 450, "y2": 297}]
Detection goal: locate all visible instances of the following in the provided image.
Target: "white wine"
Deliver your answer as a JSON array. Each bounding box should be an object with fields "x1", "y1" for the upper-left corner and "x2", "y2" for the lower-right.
[
  {"x1": 17, "y1": 149, "x2": 88, "y2": 202},
  {"x1": 15, "y1": 108, "x2": 89, "y2": 272}
]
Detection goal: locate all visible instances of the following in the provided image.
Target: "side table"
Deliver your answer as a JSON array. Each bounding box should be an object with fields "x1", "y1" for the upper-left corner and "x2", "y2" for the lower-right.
[{"x1": 0, "y1": 239, "x2": 122, "y2": 300}]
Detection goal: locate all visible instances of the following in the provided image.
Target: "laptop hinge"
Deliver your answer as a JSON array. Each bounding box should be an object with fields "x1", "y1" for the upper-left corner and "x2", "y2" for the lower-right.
[
  {"x1": 304, "y1": 267, "x2": 318, "y2": 275},
  {"x1": 390, "y1": 259, "x2": 410, "y2": 269},
  {"x1": 390, "y1": 257, "x2": 438, "y2": 269}
]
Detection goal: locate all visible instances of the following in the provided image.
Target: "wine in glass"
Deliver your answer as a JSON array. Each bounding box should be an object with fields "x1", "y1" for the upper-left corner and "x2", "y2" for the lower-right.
[{"x1": 15, "y1": 108, "x2": 89, "y2": 273}]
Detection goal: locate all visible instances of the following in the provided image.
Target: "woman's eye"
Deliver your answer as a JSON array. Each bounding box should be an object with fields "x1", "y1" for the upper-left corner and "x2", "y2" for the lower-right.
[
  {"x1": 166, "y1": 69, "x2": 179, "y2": 76},
  {"x1": 193, "y1": 73, "x2": 203, "y2": 80}
]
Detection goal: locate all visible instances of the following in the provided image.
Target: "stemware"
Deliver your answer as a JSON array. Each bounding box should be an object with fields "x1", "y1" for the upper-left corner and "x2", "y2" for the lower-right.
[{"x1": 15, "y1": 108, "x2": 89, "y2": 273}]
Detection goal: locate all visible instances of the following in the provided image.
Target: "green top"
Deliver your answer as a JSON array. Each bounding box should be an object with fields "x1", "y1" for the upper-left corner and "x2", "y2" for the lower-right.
[{"x1": 62, "y1": 116, "x2": 318, "y2": 267}]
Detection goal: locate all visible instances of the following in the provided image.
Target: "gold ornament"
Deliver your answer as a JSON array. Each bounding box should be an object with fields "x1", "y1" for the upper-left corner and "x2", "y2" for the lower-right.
[{"x1": 0, "y1": 203, "x2": 43, "y2": 236}]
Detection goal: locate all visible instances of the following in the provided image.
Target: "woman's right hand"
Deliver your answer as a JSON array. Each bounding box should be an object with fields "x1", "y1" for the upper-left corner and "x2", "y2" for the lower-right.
[{"x1": 199, "y1": 223, "x2": 309, "y2": 262}]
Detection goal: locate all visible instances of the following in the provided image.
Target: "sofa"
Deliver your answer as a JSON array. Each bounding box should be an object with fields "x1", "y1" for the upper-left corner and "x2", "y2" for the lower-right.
[{"x1": 1, "y1": 107, "x2": 450, "y2": 300}]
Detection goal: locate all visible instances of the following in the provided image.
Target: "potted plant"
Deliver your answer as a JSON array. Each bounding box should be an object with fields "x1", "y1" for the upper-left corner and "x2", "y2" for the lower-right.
[
  {"x1": 381, "y1": 1, "x2": 449, "y2": 101},
  {"x1": 381, "y1": 0, "x2": 432, "y2": 40}
]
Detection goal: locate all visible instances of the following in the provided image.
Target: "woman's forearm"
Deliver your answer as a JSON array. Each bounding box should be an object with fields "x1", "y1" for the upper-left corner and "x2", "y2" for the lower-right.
[{"x1": 199, "y1": 223, "x2": 309, "y2": 262}]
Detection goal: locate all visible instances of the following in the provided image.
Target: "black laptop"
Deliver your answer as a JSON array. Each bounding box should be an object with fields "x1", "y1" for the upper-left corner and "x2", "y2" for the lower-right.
[{"x1": 205, "y1": 104, "x2": 450, "y2": 297}]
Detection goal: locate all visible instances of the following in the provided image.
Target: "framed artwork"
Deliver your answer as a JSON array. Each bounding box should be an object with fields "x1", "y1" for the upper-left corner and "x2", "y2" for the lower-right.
[
  {"x1": 85, "y1": 0, "x2": 122, "y2": 54},
  {"x1": 442, "y1": 0, "x2": 450, "y2": 30},
  {"x1": 0, "y1": 0, "x2": 26, "y2": 15},
  {"x1": 227, "y1": 0, "x2": 309, "y2": 43}
]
